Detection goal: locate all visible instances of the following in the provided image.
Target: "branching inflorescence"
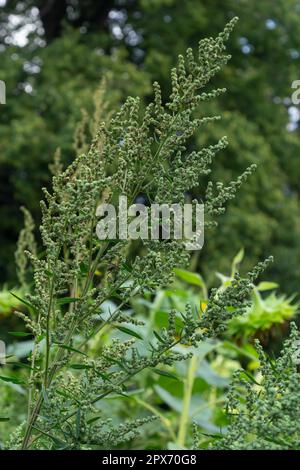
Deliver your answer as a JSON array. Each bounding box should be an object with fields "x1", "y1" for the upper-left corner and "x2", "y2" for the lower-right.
[
  {"x1": 204, "y1": 323, "x2": 300, "y2": 450},
  {"x1": 7, "y1": 18, "x2": 273, "y2": 450}
]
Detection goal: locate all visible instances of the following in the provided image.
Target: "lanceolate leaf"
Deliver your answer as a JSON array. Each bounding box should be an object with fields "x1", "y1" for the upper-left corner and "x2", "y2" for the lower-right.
[
  {"x1": 115, "y1": 325, "x2": 143, "y2": 340},
  {"x1": 174, "y1": 268, "x2": 204, "y2": 287},
  {"x1": 8, "y1": 331, "x2": 32, "y2": 337},
  {"x1": 152, "y1": 368, "x2": 179, "y2": 381},
  {"x1": 56, "y1": 297, "x2": 80, "y2": 306},
  {"x1": 54, "y1": 342, "x2": 87, "y2": 356},
  {"x1": 257, "y1": 281, "x2": 279, "y2": 292},
  {"x1": 10, "y1": 292, "x2": 37, "y2": 313},
  {"x1": 69, "y1": 364, "x2": 93, "y2": 370},
  {"x1": 153, "y1": 331, "x2": 166, "y2": 343},
  {"x1": 0, "y1": 375, "x2": 26, "y2": 385}
]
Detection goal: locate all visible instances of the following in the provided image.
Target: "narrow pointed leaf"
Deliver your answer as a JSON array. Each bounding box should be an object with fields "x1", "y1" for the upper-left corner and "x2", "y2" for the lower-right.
[
  {"x1": 8, "y1": 331, "x2": 32, "y2": 337},
  {"x1": 10, "y1": 292, "x2": 36, "y2": 312},
  {"x1": 115, "y1": 325, "x2": 143, "y2": 340},
  {"x1": 54, "y1": 342, "x2": 87, "y2": 356},
  {"x1": 56, "y1": 297, "x2": 79, "y2": 306},
  {"x1": 152, "y1": 369, "x2": 179, "y2": 381},
  {"x1": 0, "y1": 375, "x2": 26, "y2": 385}
]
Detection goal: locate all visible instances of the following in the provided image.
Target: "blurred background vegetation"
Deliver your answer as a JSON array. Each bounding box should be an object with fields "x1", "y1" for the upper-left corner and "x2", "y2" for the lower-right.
[{"x1": 1, "y1": 0, "x2": 300, "y2": 293}]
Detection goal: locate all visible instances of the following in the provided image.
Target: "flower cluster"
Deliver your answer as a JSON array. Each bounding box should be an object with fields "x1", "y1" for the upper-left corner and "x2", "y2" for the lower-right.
[{"x1": 204, "y1": 323, "x2": 300, "y2": 450}]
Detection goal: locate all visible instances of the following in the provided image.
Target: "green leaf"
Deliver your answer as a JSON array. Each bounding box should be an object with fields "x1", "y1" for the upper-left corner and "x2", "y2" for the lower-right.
[
  {"x1": 79, "y1": 263, "x2": 89, "y2": 275},
  {"x1": 231, "y1": 248, "x2": 245, "y2": 277},
  {"x1": 121, "y1": 262, "x2": 133, "y2": 273},
  {"x1": 257, "y1": 281, "x2": 279, "y2": 292},
  {"x1": 0, "y1": 375, "x2": 26, "y2": 385},
  {"x1": 37, "y1": 333, "x2": 46, "y2": 342},
  {"x1": 56, "y1": 389, "x2": 72, "y2": 400},
  {"x1": 240, "y1": 370, "x2": 261, "y2": 386},
  {"x1": 53, "y1": 342, "x2": 87, "y2": 356},
  {"x1": 174, "y1": 268, "x2": 204, "y2": 287},
  {"x1": 153, "y1": 331, "x2": 166, "y2": 343},
  {"x1": 32, "y1": 426, "x2": 69, "y2": 450},
  {"x1": 152, "y1": 368, "x2": 179, "y2": 381},
  {"x1": 69, "y1": 364, "x2": 92, "y2": 370},
  {"x1": 56, "y1": 297, "x2": 79, "y2": 306},
  {"x1": 0, "y1": 417, "x2": 10, "y2": 422},
  {"x1": 154, "y1": 385, "x2": 183, "y2": 412},
  {"x1": 87, "y1": 416, "x2": 101, "y2": 425},
  {"x1": 9, "y1": 292, "x2": 36, "y2": 312},
  {"x1": 222, "y1": 341, "x2": 258, "y2": 361},
  {"x1": 115, "y1": 325, "x2": 143, "y2": 340},
  {"x1": 97, "y1": 371, "x2": 112, "y2": 381},
  {"x1": 8, "y1": 331, "x2": 32, "y2": 337},
  {"x1": 102, "y1": 355, "x2": 128, "y2": 371},
  {"x1": 196, "y1": 359, "x2": 229, "y2": 387},
  {"x1": 232, "y1": 248, "x2": 244, "y2": 266}
]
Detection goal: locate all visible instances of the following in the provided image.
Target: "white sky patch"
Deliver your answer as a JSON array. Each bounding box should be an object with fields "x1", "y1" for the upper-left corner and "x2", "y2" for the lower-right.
[
  {"x1": 6, "y1": 9, "x2": 42, "y2": 47},
  {"x1": 10, "y1": 22, "x2": 36, "y2": 47},
  {"x1": 266, "y1": 19, "x2": 276, "y2": 30}
]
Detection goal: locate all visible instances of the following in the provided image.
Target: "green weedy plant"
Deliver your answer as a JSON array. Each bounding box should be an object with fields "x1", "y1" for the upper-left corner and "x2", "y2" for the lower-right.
[
  {"x1": 200, "y1": 323, "x2": 300, "y2": 450},
  {"x1": 2, "y1": 18, "x2": 271, "y2": 450},
  {"x1": 126, "y1": 254, "x2": 297, "y2": 449},
  {"x1": 213, "y1": 249, "x2": 299, "y2": 343},
  {"x1": 14, "y1": 207, "x2": 37, "y2": 289}
]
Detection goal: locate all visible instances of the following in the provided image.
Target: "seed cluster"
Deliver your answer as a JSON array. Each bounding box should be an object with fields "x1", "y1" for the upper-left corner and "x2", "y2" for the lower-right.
[{"x1": 206, "y1": 323, "x2": 300, "y2": 450}]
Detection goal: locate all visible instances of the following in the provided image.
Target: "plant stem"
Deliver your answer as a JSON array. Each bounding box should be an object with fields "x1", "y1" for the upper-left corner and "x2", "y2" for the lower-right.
[
  {"x1": 44, "y1": 278, "x2": 55, "y2": 387},
  {"x1": 133, "y1": 396, "x2": 177, "y2": 442},
  {"x1": 21, "y1": 394, "x2": 43, "y2": 449},
  {"x1": 27, "y1": 337, "x2": 183, "y2": 448},
  {"x1": 177, "y1": 354, "x2": 198, "y2": 447}
]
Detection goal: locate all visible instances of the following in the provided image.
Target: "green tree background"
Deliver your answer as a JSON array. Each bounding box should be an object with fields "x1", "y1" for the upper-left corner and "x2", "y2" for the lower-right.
[{"x1": 1, "y1": 0, "x2": 300, "y2": 293}]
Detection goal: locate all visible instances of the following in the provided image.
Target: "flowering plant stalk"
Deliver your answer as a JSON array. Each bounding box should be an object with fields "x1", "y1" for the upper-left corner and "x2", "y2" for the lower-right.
[
  {"x1": 5, "y1": 18, "x2": 271, "y2": 450},
  {"x1": 198, "y1": 323, "x2": 300, "y2": 450}
]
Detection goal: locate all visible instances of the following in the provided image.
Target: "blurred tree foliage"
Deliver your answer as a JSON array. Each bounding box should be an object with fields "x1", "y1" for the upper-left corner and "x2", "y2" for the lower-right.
[{"x1": 1, "y1": 0, "x2": 300, "y2": 292}]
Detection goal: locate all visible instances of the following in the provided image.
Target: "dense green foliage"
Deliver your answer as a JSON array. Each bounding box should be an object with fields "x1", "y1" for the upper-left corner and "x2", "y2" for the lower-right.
[
  {"x1": 205, "y1": 323, "x2": 300, "y2": 450},
  {"x1": 1, "y1": 0, "x2": 300, "y2": 292}
]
